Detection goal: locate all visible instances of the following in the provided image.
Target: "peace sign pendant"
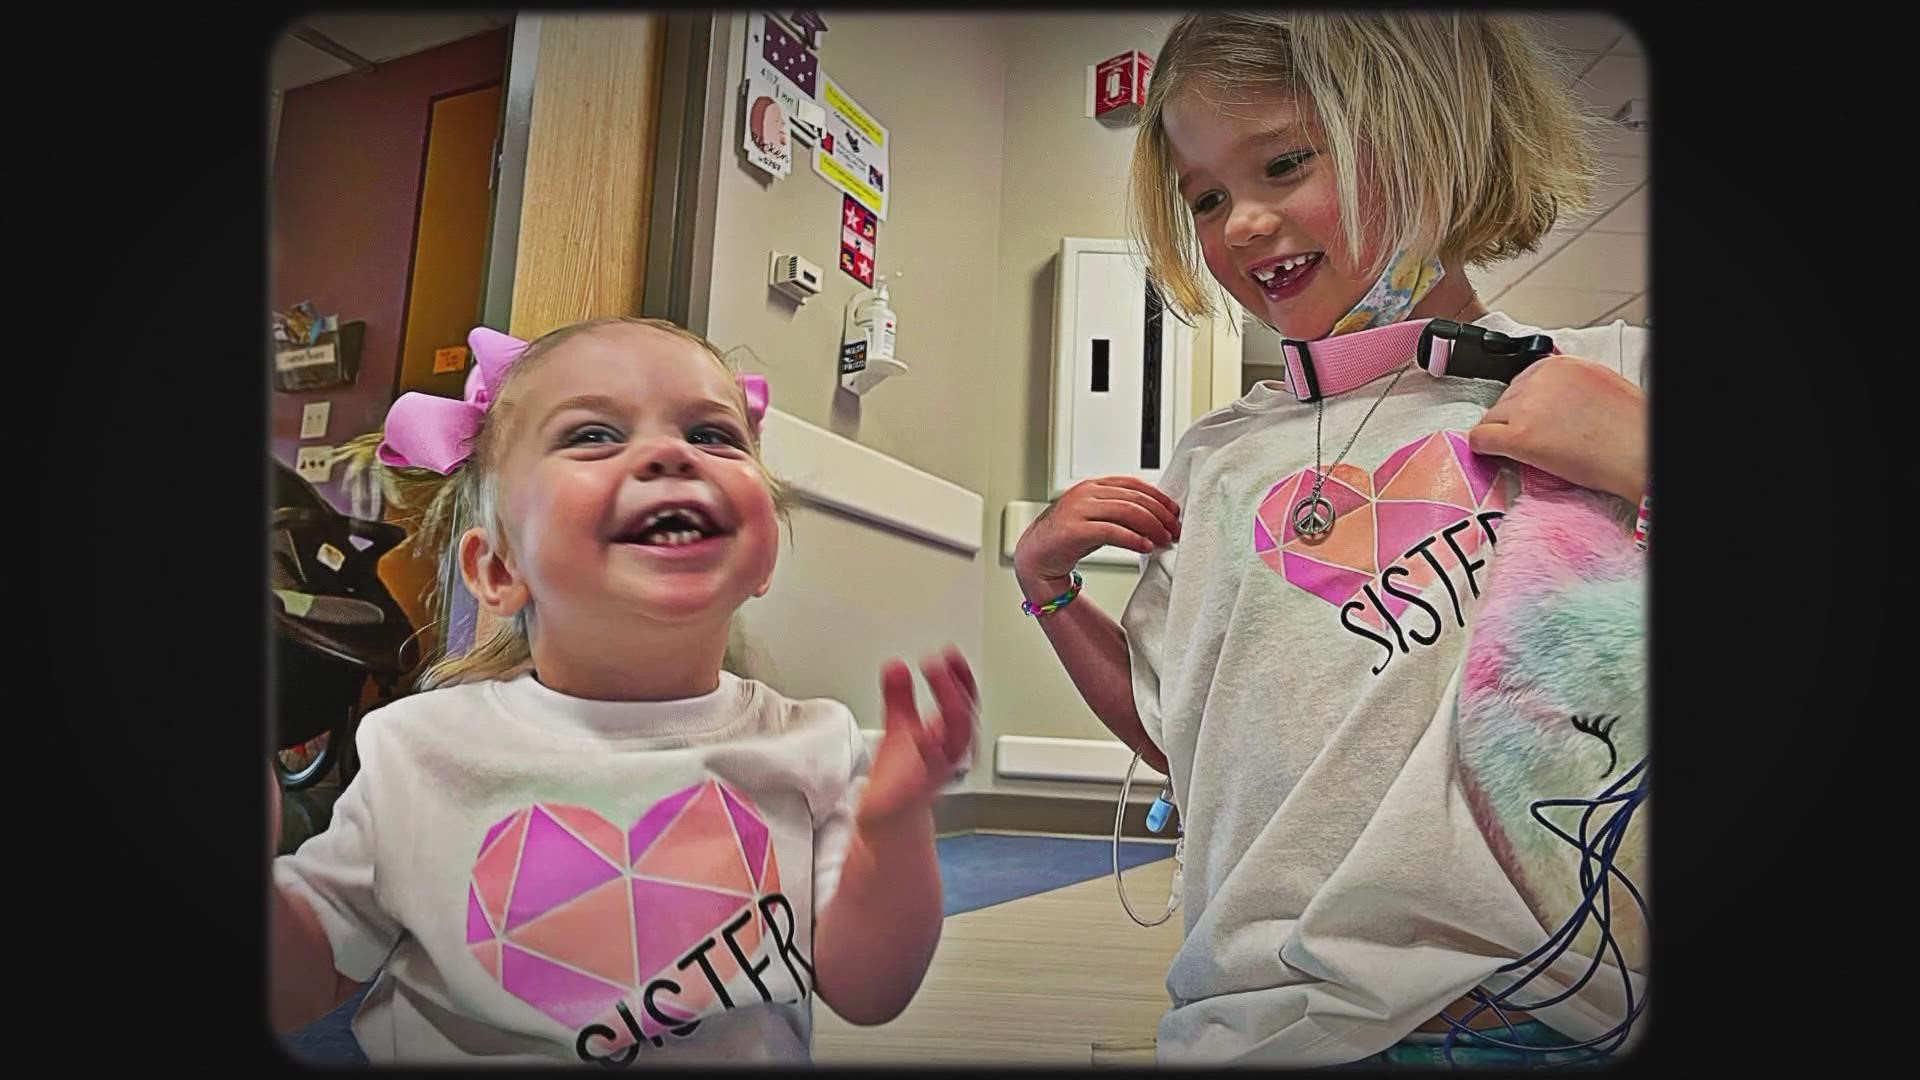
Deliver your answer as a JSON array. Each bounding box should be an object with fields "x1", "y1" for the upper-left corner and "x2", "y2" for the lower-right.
[{"x1": 1292, "y1": 494, "x2": 1336, "y2": 540}]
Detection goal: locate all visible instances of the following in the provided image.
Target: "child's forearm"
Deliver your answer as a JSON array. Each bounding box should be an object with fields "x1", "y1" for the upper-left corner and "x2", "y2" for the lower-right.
[
  {"x1": 1017, "y1": 574, "x2": 1160, "y2": 765},
  {"x1": 269, "y1": 883, "x2": 362, "y2": 1032},
  {"x1": 812, "y1": 810, "x2": 943, "y2": 1025}
]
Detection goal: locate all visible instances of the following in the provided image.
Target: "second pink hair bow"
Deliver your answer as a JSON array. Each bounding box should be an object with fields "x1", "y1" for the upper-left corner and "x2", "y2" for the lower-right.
[{"x1": 377, "y1": 327, "x2": 771, "y2": 475}]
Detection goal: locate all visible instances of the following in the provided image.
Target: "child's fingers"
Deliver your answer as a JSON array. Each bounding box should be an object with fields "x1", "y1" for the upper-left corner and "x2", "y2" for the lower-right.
[
  {"x1": 921, "y1": 655, "x2": 975, "y2": 765},
  {"x1": 940, "y1": 687, "x2": 974, "y2": 763},
  {"x1": 1466, "y1": 421, "x2": 1515, "y2": 458},
  {"x1": 1077, "y1": 522, "x2": 1160, "y2": 554},
  {"x1": 1096, "y1": 476, "x2": 1182, "y2": 523},
  {"x1": 916, "y1": 709, "x2": 948, "y2": 766},
  {"x1": 944, "y1": 646, "x2": 980, "y2": 706},
  {"x1": 879, "y1": 659, "x2": 919, "y2": 734},
  {"x1": 1088, "y1": 499, "x2": 1175, "y2": 547},
  {"x1": 1091, "y1": 485, "x2": 1182, "y2": 539}
]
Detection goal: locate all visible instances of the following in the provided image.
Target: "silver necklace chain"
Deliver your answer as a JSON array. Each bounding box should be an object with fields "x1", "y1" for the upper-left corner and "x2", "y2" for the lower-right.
[{"x1": 1291, "y1": 297, "x2": 1475, "y2": 542}]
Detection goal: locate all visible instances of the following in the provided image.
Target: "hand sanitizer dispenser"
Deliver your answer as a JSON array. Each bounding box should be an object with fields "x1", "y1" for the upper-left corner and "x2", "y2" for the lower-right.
[{"x1": 839, "y1": 273, "x2": 908, "y2": 395}]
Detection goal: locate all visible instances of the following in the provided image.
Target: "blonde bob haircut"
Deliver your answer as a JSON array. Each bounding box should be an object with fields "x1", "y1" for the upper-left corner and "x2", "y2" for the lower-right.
[
  {"x1": 336, "y1": 316, "x2": 788, "y2": 691},
  {"x1": 1130, "y1": 11, "x2": 1603, "y2": 321}
]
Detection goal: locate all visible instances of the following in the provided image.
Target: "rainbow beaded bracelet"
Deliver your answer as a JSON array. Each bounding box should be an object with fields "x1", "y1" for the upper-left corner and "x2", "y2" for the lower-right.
[
  {"x1": 1021, "y1": 570, "x2": 1084, "y2": 617},
  {"x1": 1633, "y1": 491, "x2": 1651, "y2": 551}
]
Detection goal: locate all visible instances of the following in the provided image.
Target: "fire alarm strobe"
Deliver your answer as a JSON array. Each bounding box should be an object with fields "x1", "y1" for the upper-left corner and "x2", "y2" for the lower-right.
[{"x1": 1093, "y1": 50, "x2": 1153, "y2": 119}]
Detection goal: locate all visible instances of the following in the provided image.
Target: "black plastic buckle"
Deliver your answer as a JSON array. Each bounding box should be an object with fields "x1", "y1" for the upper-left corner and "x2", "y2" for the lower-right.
[
  {"x1": 1418, "y1": 319, "x2": 1555, "y2": 385},
  {"x1": 1279, "y1": 337, "x2": 1324, "y2": 402}
]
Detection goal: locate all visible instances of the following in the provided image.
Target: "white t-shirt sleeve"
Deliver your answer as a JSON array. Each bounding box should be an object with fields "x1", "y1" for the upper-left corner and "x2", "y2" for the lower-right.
[
  {"x1": 1619, "y1": 321, "x2": 1650, "y2": 391},
  {"x1": 272, "y1": 742, "x2": 403, "y2": 983},
  {"x1": 1122, "y1": 428, "x2": 1203, "y2": 757},
  {"x1": 1556, "y1": 317, "x2": 1650, "y2": 391},
  {"x1": 810, "y1": 710, "x2": 871, "y2": 912},
  {"x1": 1123, "y1": 548, "x2": 1175, "y2": 754}
]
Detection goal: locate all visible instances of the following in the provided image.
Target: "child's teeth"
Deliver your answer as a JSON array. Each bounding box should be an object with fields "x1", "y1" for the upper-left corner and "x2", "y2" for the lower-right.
[{"x1": 1255, "y1": 253, "x2": 1320, "y2": 285}]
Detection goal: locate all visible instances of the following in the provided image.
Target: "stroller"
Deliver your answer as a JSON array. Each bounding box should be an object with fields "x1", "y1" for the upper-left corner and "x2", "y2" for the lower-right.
[{"x1": 271, "y1": 457, "x2": 421, "y2": 790}]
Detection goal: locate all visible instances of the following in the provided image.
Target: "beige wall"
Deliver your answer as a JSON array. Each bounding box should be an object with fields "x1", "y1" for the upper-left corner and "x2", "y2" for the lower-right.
[
  {"x1": 977, "y1": 14, "x2": 1187, "y2": 795},
  {"x1": 702, "y1": 13, "x2": 1211, "y2": 798},
  {"x1": 704, "y1": 15, "x2": 1009, "y2": 759},
  {"x1": 733, "y1": 503, "x2": 986, "y2": 735},
  {"x1": 705, "y1": 14, "x2": 1009, "y2": 495},
  {"x1": 701, "y1": 13, "x2": 1214, "y2": 797}
]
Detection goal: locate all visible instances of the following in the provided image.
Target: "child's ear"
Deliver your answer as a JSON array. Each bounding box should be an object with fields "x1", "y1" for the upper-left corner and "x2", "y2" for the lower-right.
[
  {"x1": 751, "y1": 549, "x2": 777, "y2": 599},
  {"x1": 459, "y1": 526, "x2": 530, "y2": 619}
]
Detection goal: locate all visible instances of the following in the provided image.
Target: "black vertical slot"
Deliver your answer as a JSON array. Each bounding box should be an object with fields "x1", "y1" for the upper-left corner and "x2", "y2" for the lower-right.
[
  {"x1": 1091, "y1": 339, "x2": 1110, "y2": 392},
  {"x1": 1141, "y1": 284, "x2": 1163, "y2": 468}
]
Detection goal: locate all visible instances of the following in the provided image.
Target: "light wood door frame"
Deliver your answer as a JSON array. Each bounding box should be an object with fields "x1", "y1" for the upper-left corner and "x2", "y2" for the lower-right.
[
  {"x1": 505, "y1": 13, "x2": 668, "y2": 339},
  {"x1": 441, "y1": 11, "x2": 717, "y2": 657},
  {"x1": 639, "y1": 13, "x2": 728, "y2": 336},
  {"x1": 479, "y1": 13, "x2": 722, "y2": 334}
]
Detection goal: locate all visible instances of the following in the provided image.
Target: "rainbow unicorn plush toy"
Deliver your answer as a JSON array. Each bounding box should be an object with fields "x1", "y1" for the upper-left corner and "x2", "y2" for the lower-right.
[{"x1": 1450, "y1": 476, "x2": 1648, "y2": 1054}]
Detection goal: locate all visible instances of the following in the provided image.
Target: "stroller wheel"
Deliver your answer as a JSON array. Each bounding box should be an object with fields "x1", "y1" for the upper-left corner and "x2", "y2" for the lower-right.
[{"x1": 275, "y1": 712, "x2": 345, "y2": 790}]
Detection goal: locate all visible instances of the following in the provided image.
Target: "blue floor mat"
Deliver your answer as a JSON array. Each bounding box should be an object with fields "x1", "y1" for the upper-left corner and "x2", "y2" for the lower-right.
[
  {"x1": 938, "y1": 832, "x2": 1174, "y2": 917},
  {"x1": 282, "y1": 985, "x2": 370, "y2": 1065},
  {"x1": 279, "y1": 832, "x2": 1173, "y2": 1064}
]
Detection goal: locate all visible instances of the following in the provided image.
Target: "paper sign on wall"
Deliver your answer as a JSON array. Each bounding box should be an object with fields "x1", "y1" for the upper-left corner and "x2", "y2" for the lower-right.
[
  {"x1": 432, "y1": 345, "x2": 469, "y2": 375},
  {"x1": 756, "y1": 12, "x2": 819, "y2": 96},
  {"x1": 761, "y1": 13, "x2": 825, "y2": 144},
  {"x1": 839, "y1": 195, "x2": 877, "y2": 286},
  {"x1": 743, "y1": 86, "x2": 792, "y2": 177},
  {"x1": 744, "y1": 12, "x2": 820, "y2": 177},
  {"x1": 741, "y1": 12, "x2": 810, "y2": 175},
  {"x1": 812, "y1": 74, "x2": 890, "y2": 220}
]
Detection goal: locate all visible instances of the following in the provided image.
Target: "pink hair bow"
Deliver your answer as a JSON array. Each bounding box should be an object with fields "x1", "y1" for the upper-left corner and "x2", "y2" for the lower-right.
[
  {"x1": 737, "y1": 373, "x2": 769, "y2": 429},
  {"x1": 377, "y1": 327, "x2": 528, "y2": 475},
  {"x1": 376, "y1": 327, "x2": 772, "y2": 475}
]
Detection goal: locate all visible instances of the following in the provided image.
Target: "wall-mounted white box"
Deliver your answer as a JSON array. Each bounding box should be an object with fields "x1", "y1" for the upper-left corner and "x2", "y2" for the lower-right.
[{"x1": 1048, "y1": 237, "x2": 1194, "y2": 498}]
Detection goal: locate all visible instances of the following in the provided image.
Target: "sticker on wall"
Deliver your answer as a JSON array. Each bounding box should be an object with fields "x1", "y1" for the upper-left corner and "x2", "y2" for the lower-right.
[
  {"x1": 433, "y1": 344, "x2": 469, "y2": 375},
  {"x1": 756, "y1": 12, "x2": 819, "y2": 96},
  {"x1": 812, "y1": 74, "x2": 890, "y2": 220},
  {"x1": 763, "y1": 13, "x2": 825, "y2": 144},
  {"x1": 839, "y1": 195, "x2": 877, "y2": 286},
  {"x1": 839, "y1": 337, "x2": 867, "y2": 378},
  {"x1": 743, "y1": 12, "x2": 819, "y2": 176},
  {"x1": 744, "y1": 89, "x2": 792, "y2": 177}
]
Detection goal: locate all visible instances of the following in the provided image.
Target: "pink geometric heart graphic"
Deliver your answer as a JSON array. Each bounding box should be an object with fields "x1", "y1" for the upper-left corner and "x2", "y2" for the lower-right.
[
  {"x1": 466, "y1": 779, "x2": 781, "y2": 1044},
  {"x1": 1254, "y1": 432, "x2": 1508, "y2": 628}
]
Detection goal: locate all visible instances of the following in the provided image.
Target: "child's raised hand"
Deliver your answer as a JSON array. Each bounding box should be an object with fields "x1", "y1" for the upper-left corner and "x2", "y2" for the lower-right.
[
  {"x1": 1013, "y1": 476, "x2": 1181, "y2": 598},
  {"x1": 858, "y1": 648, "x2": 979, "y2": 831},
  {"x1": 1468, "y1": 355, "x2": 1647, "y2": 504}
]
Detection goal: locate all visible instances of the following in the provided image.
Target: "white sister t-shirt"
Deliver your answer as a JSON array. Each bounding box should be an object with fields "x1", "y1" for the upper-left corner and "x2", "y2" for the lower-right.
[
  {"x1": 273, "y1": 671, "x2": 869, "y2": 1066},
  {"x1": 1124, "y1": 315, "x2": 1649, "y2": 1063}
]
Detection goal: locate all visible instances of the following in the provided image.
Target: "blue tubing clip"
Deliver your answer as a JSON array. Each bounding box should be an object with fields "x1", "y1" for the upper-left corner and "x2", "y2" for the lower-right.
[{"x1": 1146, "y1": 791, "x2": 1174, "y2": 834}]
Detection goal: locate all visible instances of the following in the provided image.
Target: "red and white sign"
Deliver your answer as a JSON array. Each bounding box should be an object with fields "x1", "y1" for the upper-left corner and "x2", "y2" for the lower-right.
[
  {"x1": 1093, "y1": 50, "x2": 1153, "y2": 118},
  {"x1": 839, "y1": 195, "x2": 877, "y2": 287}
]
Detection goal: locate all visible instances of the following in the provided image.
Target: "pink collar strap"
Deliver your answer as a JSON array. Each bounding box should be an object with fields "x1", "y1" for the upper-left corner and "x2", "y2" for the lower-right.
[{"x1": 1279, "y1": 318, "x2": 1556, "y2": 403}]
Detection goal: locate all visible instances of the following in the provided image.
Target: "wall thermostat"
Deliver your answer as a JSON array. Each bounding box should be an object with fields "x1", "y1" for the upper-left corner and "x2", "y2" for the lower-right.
[{"x1": 769, "y1": 252, "x2": 824, "y2": 303}]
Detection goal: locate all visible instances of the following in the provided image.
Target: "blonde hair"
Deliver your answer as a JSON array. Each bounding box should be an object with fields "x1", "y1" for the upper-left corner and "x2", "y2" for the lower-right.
[
  {"x1": 1130, "y1": 12, "x2": 1601, "y2": 321},
  {"x1": 338, "y1": 316, "x2": 789, "y2": 691}
]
